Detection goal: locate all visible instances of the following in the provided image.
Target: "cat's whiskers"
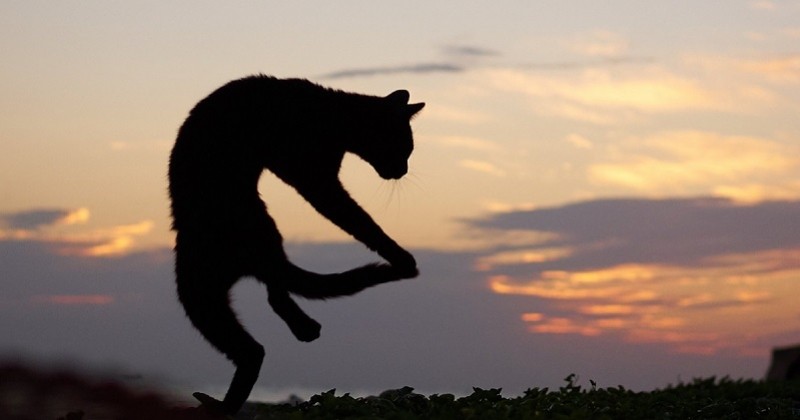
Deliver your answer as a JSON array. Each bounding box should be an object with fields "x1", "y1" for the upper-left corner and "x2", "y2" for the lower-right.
[{"x1": 403, "y1": 172, "x2": 425, "y2": 193}]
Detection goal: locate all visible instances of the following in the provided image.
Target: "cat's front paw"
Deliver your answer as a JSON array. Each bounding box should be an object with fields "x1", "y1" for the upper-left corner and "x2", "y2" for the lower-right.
[{"x1": 384, "y1": 247, "x2": 419, "y2": 279}]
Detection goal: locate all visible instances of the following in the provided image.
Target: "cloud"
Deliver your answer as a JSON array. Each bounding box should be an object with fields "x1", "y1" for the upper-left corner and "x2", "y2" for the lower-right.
[
  {"x1": 459, "y1": 159, "x2": 507, "y2": 177},
  {"x1": 713, "y1": 182, "x2": 800, "y2": 204},
  {"x1": 322, "y1": 43, "x2": 498, "y2": 80},
  {"x1": 518, "y1": 56, "x2": 655, "y2": 71},
  {"x1": 471, "y1": 197, "x2": 800, "y2": 266},
  {"x1": 443, "y1": 45, "x2": 499, "y2": 58},
  {"x1": 689, "y1": 53, "x2": 800, "y2": 85},
  {"x1": 321, "y1": 41, "x2": 650, "y2": 80},
  {"x1": 0, "y1": 208, "x2": 89, "y2": 230},
  {"x1": 483, "y1": 67, "x2": 721, "y2": 126},
  {"x1": 587, "y1": 131, "x2": 800, "y2": 198},
  {"x1": 564, "y1": 30, "x2": 630, "y2": 58},
  {"x1": 376, "y1": 56, "x2": 656, "y2": 81},
  {"x1": 61, "y1": 220, "x2": 156, "y2": 257},
  {"x1": 430, "y1": 136, "x2": 502, "y2": 152},
  {"x1": 738, "y1": 55, "x2": 800, "y2": 84},
  {"x1": 0, "y1": 207, "x2": 153, "y2": 257},
  {"x1": 468, "y1": 196, "x2": 800, "y2": 355},
  {"x1": 321, "y1": 63, "x2": 463, "y2": 79}
]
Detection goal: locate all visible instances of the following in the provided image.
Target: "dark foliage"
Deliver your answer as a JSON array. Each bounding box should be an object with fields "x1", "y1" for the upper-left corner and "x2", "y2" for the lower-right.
[{"x1": 251, "y1": 376, "x2": 800, "y2": 419}]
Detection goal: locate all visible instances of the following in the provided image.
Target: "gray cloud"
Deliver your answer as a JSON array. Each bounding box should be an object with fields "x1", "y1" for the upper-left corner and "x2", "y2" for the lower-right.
[
  {"x1": 321, "y1": 43, "x2": 493, "y2": 80},
  {"x1": 442, "y1": 45, "x2": 499, "y2": 58},
  {"x1": 468, "y1": 196, "x2": 800, "y2": 271},
  {"x1": 320, "y1": 43, "x2": 651, "y2": 80},
  {"x1": 464, "y1": 196, "x2": 800, "y2": 357},
  {"x1": 321, "y1": 63, "x2": 463, "y2": 80},
  {"x1": 519, "y1": 55, "x2": 655, "y2": 71},
  {"x1": 0, "y1": 209, "x2": 74, "y2": 230}
]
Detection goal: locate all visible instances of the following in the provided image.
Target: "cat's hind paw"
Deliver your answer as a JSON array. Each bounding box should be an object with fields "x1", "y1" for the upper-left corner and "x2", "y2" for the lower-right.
[
  {"x1": 288, "y1": 317, "x2": 322, "y2": 342},
  {"x1": 192, "y1": 392, "x2": 230, "y2": 417}
]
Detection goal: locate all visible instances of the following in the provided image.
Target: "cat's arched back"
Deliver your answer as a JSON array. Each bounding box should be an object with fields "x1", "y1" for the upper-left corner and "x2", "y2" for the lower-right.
[{"x1": 168, "y1": 75, "x2": 424, "y2": 415}]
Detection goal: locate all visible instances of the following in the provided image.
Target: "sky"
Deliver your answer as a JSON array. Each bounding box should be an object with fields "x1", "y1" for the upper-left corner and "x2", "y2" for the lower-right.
[{"x1": 2, "y1": 0, "x2": 800, "y2": 402}]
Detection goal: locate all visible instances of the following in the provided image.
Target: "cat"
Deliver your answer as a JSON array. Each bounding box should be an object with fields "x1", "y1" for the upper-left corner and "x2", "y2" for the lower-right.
[{"x1": 167, "y1": 74, "x2": 424, "y2": 415}]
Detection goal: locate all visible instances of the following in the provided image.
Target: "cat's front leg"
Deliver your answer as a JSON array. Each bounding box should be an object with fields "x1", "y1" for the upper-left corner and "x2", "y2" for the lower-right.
[
  {"x1": 295, "y1": 179, "x2": 419, "y2": 279},
  {"x1": 377, "y1": 241, "x2": 419, "y2": 278}
]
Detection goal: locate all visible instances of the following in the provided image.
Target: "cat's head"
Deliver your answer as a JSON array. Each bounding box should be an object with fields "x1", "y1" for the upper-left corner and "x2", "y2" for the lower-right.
[{"x1": 352, "y1": 90, "x2": 425, "y2": 180}]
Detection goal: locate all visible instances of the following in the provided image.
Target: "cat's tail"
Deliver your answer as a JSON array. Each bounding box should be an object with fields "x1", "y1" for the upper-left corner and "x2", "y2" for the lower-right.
[{"x1": 280, "y1": 263, "x2": 407, "y2": 300}]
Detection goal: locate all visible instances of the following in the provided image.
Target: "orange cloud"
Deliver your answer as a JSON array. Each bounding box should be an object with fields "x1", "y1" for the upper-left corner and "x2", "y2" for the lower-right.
[
  {"x1": 579, "y1": 304, "x2": 635, "y2": 316},
  {"x1": 588, "y1": 131, "x2": 800, "y2": 197},
  {"x1": 528, "y1": 317, "x2": 602, "y2": 337},
  {"x1": 59, "y1": 208, "x2": 90, "y2": 225},
  {"x1": 489, "y1": 247, "x2": 800, "y2": 355},
  {"x1": 431, "y1": 135, "x2": 502, "y2": 152},
  {"x1": 0, "y1": 206, "x2": 155, "y2": 258},
  {"x1": 0, "y1": 208, "x2": 89, "y2": 232},
  {"x1": 691, "y1": 52, "x2": 800, "y2": 85},
  {"x1": 459, "y1": 159, "x2": 507, "y2": 177},
  {"x1": 475, "y1": 247, "x2": 573, "y2": 271},
  {"x1": 485, "y1": 67, "x2": 722, "y2": 123},
  {"x1": 713, "y1": 182, "x2": 800, "y2": 204},
  {"x1": 58, "y1": 220, "x2": 155, "y2": 257}
]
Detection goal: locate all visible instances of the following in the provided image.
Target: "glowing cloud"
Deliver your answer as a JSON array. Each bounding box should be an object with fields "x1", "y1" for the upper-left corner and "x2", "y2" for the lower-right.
[
  {"x1": 713, "y1": 182, "x2": 800, "y2": 204},
  {"x1": 0, "y1": 208, "x2": 89, "y2": 230},
  {"x1": 588, "y1": 131, "x2": 800, "y2": 196},
  {"x1": 490, "y1": 250, "x2": 800, "y2": 355},
  {"x1": 473, "y1": 197, "x2": 800, "y2": 355},
  {"x1": 528, "y1": 317, "x2": 602, "y2": 337},
  {"x1": 0, "y1": 206, "x2": 154, "y2": 258},
  {"x1": 459, "y1": 159, "x2": 507, "y2": 177},
  {"x1": 485, "y1": 67, "x2": 721, "y2": 121},
  {"x1": 475, "y1": 247, "x2": 573, "y2": 271},
  {"x1": 60, "y1": 220, "x2": 155, "y2": 257}
]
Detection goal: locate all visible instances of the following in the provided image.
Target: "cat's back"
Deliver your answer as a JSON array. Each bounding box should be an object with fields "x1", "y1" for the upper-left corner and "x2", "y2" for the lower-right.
[
  {"x1": 168, "y1": 75, "x2": 329, "y2": 233},
  {"x1": 184, "y1": 75, "x2": 325, "y2": 121},
  {"x1": 170, "y1": 75, "x2": 332, "y2": 163}
]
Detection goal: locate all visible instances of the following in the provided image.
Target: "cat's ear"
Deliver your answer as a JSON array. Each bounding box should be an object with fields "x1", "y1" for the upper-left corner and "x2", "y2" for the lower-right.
[
  {"x1": 386, "y1": 90, "x2": 410, "y2": 105},
  {"x1": 407, "y1": 102, "x2": 425, "y2": 117}
]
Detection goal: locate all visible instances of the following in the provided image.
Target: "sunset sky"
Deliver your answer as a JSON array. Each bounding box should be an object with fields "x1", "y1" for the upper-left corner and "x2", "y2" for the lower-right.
[{"x1": 2, "y1": 1, "x2": 799, "y2": 401}]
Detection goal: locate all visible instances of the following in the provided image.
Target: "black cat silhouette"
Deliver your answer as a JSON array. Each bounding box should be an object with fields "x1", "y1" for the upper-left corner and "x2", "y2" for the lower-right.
[{"x1": 168, "y1": 75, "x2": 424, "y2": 415}]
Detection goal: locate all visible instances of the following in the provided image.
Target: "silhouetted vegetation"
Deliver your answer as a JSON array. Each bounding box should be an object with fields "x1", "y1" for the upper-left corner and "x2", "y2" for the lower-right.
[{"x1": 248, "y1": 375, "x2": 800, "y2": 419}]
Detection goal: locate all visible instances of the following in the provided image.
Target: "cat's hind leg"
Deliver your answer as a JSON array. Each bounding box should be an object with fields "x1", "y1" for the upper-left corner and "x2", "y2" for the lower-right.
[
  {"x1": 265, "y1": 284, "x2": 321, "y2": 342},
  {"x1": 284, "y1": 262, "x2": 409, "y2": 299},
  {"x1": 177, "y1": 283, "x2": 264, "y2": 415}
]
